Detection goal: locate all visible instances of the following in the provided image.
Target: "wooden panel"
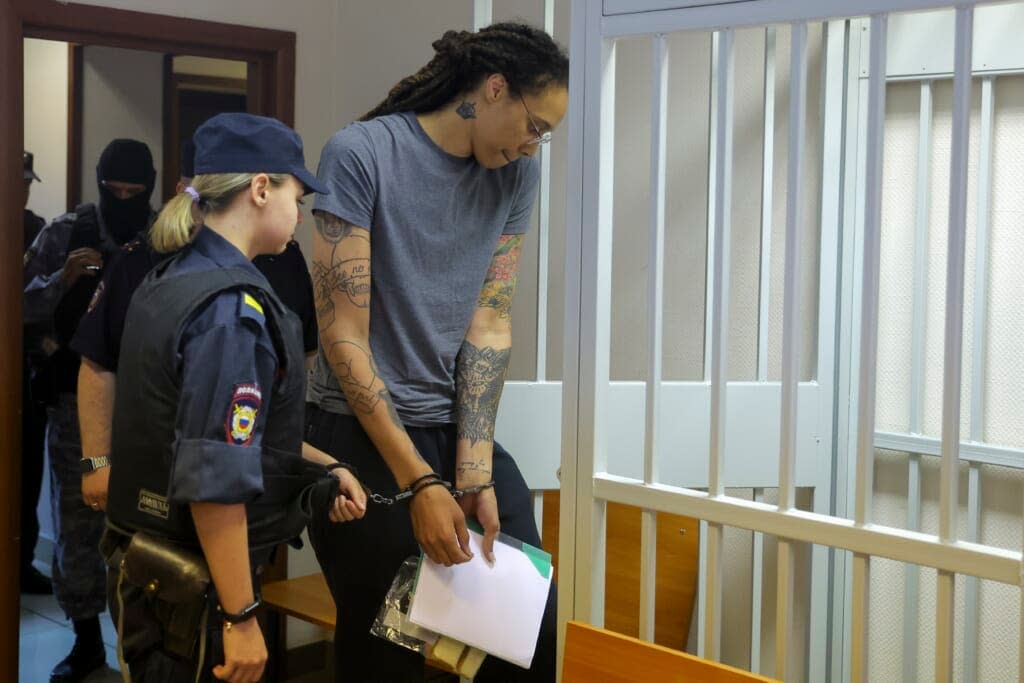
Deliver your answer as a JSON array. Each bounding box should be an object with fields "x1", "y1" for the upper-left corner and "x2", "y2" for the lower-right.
[
  {"x1": 262, "y1": 572, "x2": 336, "y2": 630},
  {"x1": 0, "y1": 2, "x2": 22, "y2": 678},
  {"x1": 261, "y1": 573, "x2": 458, "y2": 675},
  {"x1": 563, "y1": 621, "x2": 778, "y2": 683},
  {"x1": 542, "y1": 492, "x2": 699, "y2": 649}
]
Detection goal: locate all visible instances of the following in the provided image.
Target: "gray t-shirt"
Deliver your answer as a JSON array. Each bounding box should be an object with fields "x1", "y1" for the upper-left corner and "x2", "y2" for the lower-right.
[{"x1": 309, "y1": 112, "x2": 540, "y2": 426}]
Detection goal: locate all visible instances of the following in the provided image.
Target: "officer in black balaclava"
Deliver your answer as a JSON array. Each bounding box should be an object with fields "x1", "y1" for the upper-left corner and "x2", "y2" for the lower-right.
[
  {"x1": 96, "y1": 138, "x2": 156, "y2": 244},
  {"x1": 23, "y1": 138, "x2": 157, "y2": 683}
]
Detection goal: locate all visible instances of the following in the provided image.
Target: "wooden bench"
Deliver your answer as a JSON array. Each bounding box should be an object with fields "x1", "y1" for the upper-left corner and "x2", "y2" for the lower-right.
[
  {"x1": 563, "y1": 620, "x2": 779, "y2": 683},
  {"x1": 261, "y1": 572, "x2": 459, "y2": 676}
]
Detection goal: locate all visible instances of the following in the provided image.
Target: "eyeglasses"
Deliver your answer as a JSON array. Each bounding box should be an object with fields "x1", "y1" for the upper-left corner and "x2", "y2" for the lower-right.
[{"x1": 520, "y1": 96, "x2": 553, "y2": 146}]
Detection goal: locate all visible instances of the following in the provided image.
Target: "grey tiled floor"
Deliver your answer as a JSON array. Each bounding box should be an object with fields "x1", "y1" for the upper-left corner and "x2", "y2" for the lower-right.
[{"x1": 19, "y1": 571, "x2": 122, "y2": 683}]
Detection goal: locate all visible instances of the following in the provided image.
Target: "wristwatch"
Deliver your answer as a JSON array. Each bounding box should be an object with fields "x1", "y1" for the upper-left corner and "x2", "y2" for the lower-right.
[
  {"x1": 218, "y1": 598, "x2": 262, "y2": 630},
  {"x1": 79, "y1": 456, "x2": 111, "y2": 473}
]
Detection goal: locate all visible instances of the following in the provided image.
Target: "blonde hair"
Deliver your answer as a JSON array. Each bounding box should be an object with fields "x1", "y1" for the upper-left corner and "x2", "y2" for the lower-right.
[{"x1": 150, "y1": 172, "x2": 290, "y2": 253}]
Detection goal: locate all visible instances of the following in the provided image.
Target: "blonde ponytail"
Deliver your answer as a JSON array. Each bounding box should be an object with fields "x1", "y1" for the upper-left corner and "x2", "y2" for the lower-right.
[{"x1": 149, "y1": 172, "x2": 290, "y2": 253}]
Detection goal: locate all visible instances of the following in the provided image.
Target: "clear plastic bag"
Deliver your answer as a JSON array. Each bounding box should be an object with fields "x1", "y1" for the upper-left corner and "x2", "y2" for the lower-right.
[
  {"x1": 370, "y1": 556, "x2": 439, "y2": 656},
  {"x1": 371, "y1": 555, "x2": 490, "y2": 678}
]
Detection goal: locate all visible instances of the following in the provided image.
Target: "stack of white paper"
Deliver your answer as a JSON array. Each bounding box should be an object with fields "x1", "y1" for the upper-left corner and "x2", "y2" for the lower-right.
[{"x1": 408, "y1": 529, "x2": 552, "y2": 669}]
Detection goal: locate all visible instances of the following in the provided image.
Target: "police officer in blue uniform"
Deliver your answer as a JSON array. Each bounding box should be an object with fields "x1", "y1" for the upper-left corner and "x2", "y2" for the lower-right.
[
  {"x1": 24, "y1": 139, "x2": 158, "y2": 682},
  {"x1": 71, "y1": 141, "x2": 320, "y2": 514},
  {"x1": 20, "y1": 150, "x2": 53, "y2": 595},
  {"x1": 102, "y1": 113, "x2": 365, "y2": 683}
]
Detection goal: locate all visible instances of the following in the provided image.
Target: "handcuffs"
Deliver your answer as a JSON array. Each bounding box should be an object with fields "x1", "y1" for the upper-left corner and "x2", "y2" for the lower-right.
[{"x1": 326, "y1": 462, "x2": 495, "y2": 507}]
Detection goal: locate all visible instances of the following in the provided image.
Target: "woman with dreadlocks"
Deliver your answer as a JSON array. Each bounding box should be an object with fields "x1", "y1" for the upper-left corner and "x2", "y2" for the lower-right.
[{"x1": 306, "y1": 22, "x2": 567, "y2": 682}]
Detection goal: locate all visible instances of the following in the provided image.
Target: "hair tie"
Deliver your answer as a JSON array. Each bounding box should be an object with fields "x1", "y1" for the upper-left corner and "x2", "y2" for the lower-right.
[{"x1": 184, "y1": 186, "x2": 201, "y2": 203}]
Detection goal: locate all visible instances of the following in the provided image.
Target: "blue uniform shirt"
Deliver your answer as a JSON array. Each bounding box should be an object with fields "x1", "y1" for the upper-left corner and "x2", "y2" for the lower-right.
[{"x1": 167, "y1": 227, "x2": 279, "y2": 504}]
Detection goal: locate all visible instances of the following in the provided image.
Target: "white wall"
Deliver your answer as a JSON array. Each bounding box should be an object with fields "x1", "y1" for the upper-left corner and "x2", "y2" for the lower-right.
[
  {"x1": 23, "y1": 38, "x2": 69, "y2": 224},
  {"x1": 80, "y1": 46, "x2": 163, "y2": 208}
]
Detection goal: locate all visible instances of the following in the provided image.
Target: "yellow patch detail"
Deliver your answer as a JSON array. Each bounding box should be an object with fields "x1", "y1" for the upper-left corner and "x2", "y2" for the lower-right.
[{"x1": 243, "y1": 293, "x2": 264, "y2": 315}]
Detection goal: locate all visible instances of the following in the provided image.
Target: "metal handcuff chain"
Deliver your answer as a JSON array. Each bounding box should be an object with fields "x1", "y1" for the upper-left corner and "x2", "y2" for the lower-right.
[{"x1": 327, "y1": 462, "x2": 496, "y2": 507}]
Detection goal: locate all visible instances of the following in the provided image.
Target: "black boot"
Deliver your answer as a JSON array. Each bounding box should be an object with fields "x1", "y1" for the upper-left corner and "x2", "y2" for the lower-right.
[
  {"x1": 50, "y1": 616, "x2": 105, "y2": 682},
  {"x1": 20, "y1": 564, "x2": 53, "y2": 595}
]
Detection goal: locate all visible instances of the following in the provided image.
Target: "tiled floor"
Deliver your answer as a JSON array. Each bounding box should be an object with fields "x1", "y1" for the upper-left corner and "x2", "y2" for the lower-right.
[{"x1": 19, "y1": 565, "x2": 122, "y2": 683}]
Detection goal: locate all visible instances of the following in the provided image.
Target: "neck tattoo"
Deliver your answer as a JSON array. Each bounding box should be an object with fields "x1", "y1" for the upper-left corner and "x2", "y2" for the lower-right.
[{"x1": 455, "y1": 100, "x2": 477, "y2": 120}]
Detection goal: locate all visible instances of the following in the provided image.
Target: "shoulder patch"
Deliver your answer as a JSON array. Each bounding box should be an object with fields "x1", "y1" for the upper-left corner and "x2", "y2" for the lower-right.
[
  {"x1": 238, "y1": 291, "x2": 266, "y2": 328},
  {"x1": 225, "y1": 383, "x2": 262, "y2": 446}
]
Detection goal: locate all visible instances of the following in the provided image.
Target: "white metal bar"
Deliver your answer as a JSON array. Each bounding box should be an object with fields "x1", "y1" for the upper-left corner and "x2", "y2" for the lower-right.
[
  {"x1": 704, "y1": 34, "x2": 719, "y2": 383},
  {"x1": 639, "y1": 510, "x2": 657, "y2": 643},
  {"x1": 593, "y1": 474, "x2": 1022, "y2": 586},
  {"x1": 776, "y1": 538, "x2": 796, "y2": 681},
  {"x1": 910, "y1": 80, "x2": 933, "y2": 435},
  {"x1": 963, "y1": 73, "x2": 994, "y2": 683},
  {"x1": 903, "y1": 453, "x2": 922, "y2": 683},
  {"x1": 903, "y1": 77, "x2": 932, "y2": 682},
  {"x1": 936, "y1": 10, "x2": 973, "y2": 678},
  {"x1": 702, "y1": 28, "x2": 734, "y2": 663},
  {"x1": 852, "y1": 15, "x2": 889, "y2": 679},
  {"x1": 602, "y1": 0, "x2": 987, "y2": 38},
  {"x1": 779, "y1": 20, "x2": 807, "y2": 514},
  {"x1": 568, "y1": 0, "x2": 615, "y2": 629},
  {"x1": 757, "y1": 27, "x2": 777, "y2": 382},
  {"x1": 750, "y1": 489, "x2": 764, "y2": 674},
  {"x1": 775, "y1": 23, "x2": 807, "y2": 680},
  {"x1": 638, "y1": 31, "x2": 669, "y2": 645},
  {"x1": 645, "y1": 30, "x2": 668, "y2": 492},
  {"x1": 708, "y1": 28, "x2": 734, "y2": 499},
  {"x1": 704, "y1": 521, "x2": 724, "y2": 660},
  {"x1": 971, "y1": 76, "x2": 994, "y2": 443},
  {"x1": 809, "y1": 20, "x2": 849, "y2": 682},
  {"x1": 473, "y1": 0, "x2": 491, "y2": 31},
  {"x1": 963, "y1": 465, "x2": 981, "y2": 683},
  {"x1": 557, "y1": 0, "x2": 590, "y2": 669},
  {"x1": 854, "y1": 9, "x2": 887, "y2": 535},
  {"x1": 697, "y1": 518, "x2": 708, "y2": 658},
  {"x1": 533, "y1": 491, "x2": 545, "y2": 543},
  {"x1": 851, "y1": 554, "x2": 870, "y2": 683},
  {"x1": 838, "y1": 20, "x2": 871, "y2": 683},
  {"x1": 874, "y1": 431, "x2": 1024, "y2": 470},
  {"x1": 534, "y1": 0, "x2": 554, "y2": 383}
]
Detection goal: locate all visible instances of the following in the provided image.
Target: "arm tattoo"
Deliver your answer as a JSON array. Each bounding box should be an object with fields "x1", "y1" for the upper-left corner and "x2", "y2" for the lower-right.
[
  {"x1": 312, "y1": 213, "x2": 370, "y2": 329},
  {"x1": 314, "y1": 212, "x2": 354, "y2": 244},
  {"x1": 456, "y1": 100, "x2": 477, "y2": 119},
  {"x1": 477, "y1": 235, "x2": 522, "y2": 321},
  {"x1": 326, "y1": 340, "x2": 404, "y2": 430},
  {"x1": 455, "y1": 340, "x2": 511, "y2": 446},
  {"x1": 457, "y1": 458, "x2": 493, "y2": 479}
]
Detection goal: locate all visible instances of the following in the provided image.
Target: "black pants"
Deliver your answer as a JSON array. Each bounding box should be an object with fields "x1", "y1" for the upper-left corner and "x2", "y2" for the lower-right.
[
  {"x1": 107, "y1": 569, "x2": 227, "y2": 683},
  {"x1": 306, "y1": 407, "x2": 557, "y2": 682}
]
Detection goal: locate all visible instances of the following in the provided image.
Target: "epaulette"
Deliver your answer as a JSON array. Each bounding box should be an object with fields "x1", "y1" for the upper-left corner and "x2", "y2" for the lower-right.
[{"x1": 238, "y1": 291, "x2": 266, "y2": 328}]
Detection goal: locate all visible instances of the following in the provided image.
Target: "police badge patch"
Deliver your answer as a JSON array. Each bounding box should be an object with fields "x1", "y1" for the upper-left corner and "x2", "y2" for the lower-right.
[{"x1": 226, "y1": 383, "x2": 262, "y2": 446}]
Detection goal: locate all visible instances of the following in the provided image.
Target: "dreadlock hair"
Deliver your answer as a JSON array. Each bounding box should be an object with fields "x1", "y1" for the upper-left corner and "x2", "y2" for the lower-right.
[{"x1": 360, "y1": 22, "x2": 568, "y2": 121}]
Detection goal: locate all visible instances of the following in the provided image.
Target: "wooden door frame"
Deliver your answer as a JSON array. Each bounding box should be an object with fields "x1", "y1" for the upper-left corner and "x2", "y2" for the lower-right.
[{"x1": 0, "y1": 1, "x2": 296, "y2": 677}]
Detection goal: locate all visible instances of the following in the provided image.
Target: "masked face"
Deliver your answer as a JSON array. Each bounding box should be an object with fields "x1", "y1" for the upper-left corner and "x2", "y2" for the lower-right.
[{"x1": 96, "y1": 139, "x2": 156, "y2": 244}]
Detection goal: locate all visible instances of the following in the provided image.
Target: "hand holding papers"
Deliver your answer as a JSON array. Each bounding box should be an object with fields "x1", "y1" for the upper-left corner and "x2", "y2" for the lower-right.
[{"x1": 409, "y1": 526, "x2": 553, "y2": 670}]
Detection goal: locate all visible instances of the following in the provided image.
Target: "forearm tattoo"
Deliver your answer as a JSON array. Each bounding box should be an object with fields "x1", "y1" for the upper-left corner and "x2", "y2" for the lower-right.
[
  {"x1": 456, "y1": 100, "x2": 477, "y2": 119},
  {"x1": 457, "y1": 458, "x2": 493, "y2": 479},
  {"x1": 313, "y1": 212, "x2": 370, "y2": 329},
  {"x1": 455, "y1": 340, "x2": 511, "y2": 446},
  {"x1": 326, "y1": 340, "x2": 404, "y2": 431},
  {"x1": 477, "y1": 234, "x2": 522, "y2": 321}
]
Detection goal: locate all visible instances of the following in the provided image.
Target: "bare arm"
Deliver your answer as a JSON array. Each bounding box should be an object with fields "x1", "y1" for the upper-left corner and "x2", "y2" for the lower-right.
[
  {"x1": 312, "y1": 211, "x2": 427, "y2": 486},
  {"x1": 190, "y1": 502, "x2": 266, "y2": 681},
  {"x1": 454, "y1": 234, "x2": 524, "y2": 561},
  {"x1": 78, "y1": 357, "x2": 115, "y2": 509},
  {"x1": 312, "y1": 210, "x2": 470, "y2": 564}
]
